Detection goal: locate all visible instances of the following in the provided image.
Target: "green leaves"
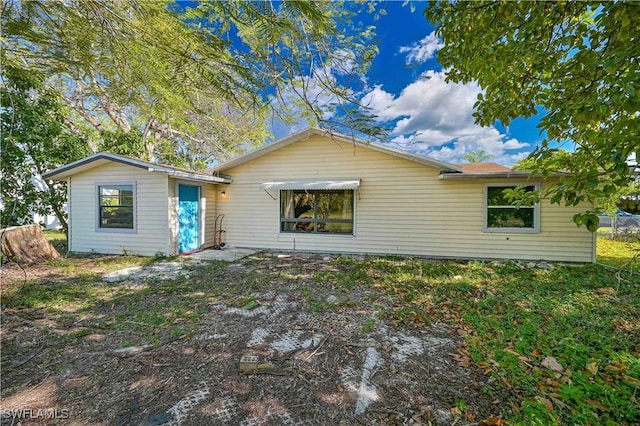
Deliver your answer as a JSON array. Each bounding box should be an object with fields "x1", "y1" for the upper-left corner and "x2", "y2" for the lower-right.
[
  {"x1": 464, "y1": 149, "x2": 494, "y2": 163},
  {"x1": 3, "y1": 0, "x2": 383, "y2": 167},
  {"x1": 1, "y1": 67, "x2": 89, "y2": 231},
  {"x1": 573, "y1": 212, "x2": 600, "y2": 233},
  {"x1": 426, "y1": 2, "x2": 640, "y2": 229}
]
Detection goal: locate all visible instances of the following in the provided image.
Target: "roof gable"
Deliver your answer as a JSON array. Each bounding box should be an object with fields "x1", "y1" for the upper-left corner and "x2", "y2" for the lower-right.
[
  {"x1": 210, "y1": 128, "x2": 462, "y2": 173},
  {"x1": 43, "y1": 152, "x2": 231, "y2": 183}
]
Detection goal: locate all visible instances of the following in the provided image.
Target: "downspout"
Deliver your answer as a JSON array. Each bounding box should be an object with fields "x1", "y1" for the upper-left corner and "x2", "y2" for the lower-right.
[
  {"x1": 67, "y1": 177, "x2": 72, "y2": 253},
  {"x1": 592, "y1": 199, "x2": 598, "y2": 263}
]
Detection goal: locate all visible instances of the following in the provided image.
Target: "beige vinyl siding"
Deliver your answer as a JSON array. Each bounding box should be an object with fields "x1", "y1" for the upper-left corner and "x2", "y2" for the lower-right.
[
  {"x1": 69, "y1": 162, "x2": 171, "y2": 256},
  {"x1": 216, "y1": 135, "x2": 594, "y2": 262},
  {"x1": 168, "y1": 179, "x2": 178, "y2": 254},
  {"x1": 203, "y1": 184, "x2": 217, "y2": 247}
]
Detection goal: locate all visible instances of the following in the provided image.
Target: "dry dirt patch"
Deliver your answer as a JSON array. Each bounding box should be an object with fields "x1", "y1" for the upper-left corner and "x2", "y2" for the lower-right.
[{"x1": 1, "y1": 252, "x2": 499, "y2": 425}]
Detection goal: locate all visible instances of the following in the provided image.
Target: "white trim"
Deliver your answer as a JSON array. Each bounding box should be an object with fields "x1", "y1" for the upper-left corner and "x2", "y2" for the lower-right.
[
  {"x1": 483, "y1": 183, "x2": 541, "y2": 233},
  {"x1": 43, "y1": 152, "x2": 231, "y2": 183},
  {"x1": 277, "y1": 188, "x2": 357, "y2": 236},
  {"x1": 440, "y1": 172, "x2": 570, "y2": 180},
  {"x1": 67, "y1": 177, "x2": 73, "y2": 251},
  {"x1": 95, "y1": 181, "x2": 137, "y2": 234},
  {"x1": 591, "y1": 224, "x2": 598, "y2": 263}
]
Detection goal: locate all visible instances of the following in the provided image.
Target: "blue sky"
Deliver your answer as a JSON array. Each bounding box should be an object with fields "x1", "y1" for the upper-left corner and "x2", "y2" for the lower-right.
[{"x1": 273, "y1": 1, "x2": 545, "y2": 166}]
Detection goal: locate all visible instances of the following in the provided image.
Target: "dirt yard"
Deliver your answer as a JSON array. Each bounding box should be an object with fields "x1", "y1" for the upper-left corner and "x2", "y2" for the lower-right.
[{"x1": 1, "y1": 252, "x2": 504, "y2": 425}]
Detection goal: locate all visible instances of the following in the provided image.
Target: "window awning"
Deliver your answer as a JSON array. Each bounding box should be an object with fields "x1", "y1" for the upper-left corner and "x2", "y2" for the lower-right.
[{"x1": 260, "y1": 180, "x2": 361, "y2": 191}]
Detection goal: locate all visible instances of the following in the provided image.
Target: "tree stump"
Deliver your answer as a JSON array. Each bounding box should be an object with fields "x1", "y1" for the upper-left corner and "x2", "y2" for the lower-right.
[{"x1": 1, "y1": 224, "x2": 60, "y2": 263}]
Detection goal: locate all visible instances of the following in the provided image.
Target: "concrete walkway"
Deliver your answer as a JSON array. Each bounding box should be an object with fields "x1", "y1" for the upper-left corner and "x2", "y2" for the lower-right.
[
  {"x1": 185, "y1": 247, "x2": 258, "y2": 262},
  {"x1": 102, "y1": 248, "x2": 258, "y2": 284}
]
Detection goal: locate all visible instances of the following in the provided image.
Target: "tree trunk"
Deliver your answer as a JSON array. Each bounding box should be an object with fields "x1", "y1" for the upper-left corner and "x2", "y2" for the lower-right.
[{"x1": 1, "y1": 224, "x2": 60, "y2": 263}]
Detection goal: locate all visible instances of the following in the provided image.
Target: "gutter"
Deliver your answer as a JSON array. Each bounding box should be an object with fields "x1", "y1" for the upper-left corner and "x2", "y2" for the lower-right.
[
  {"x1": 439, "y1": 172, "x2": 571, "y2": 180},
  {"x1": 156, "y1": 169, "x2": 232, "y2": 184}
]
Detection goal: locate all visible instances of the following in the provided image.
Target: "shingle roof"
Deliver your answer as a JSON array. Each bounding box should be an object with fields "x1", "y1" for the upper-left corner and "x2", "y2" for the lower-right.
[
  {"x1": 454, "y1": 162, "x2": 512, "y2": 173},
  {"x1": 42, "y1": 152, "x2": 231, "y2": 183}
]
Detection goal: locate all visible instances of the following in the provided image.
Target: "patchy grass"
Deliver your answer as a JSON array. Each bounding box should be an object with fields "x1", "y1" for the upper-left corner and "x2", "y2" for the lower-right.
[
  {"x1": 597, "y1": 234, "x2": 640, "y2": 270},
  {"x1": 2, "y1": 257, "x2": 227, "y2": 349},
  {"x1": 2, "y1": 249, "x2": 638, "y2": 425},
  {"x1": 336, "y1": 257, "x2": 639, "y2": 425},
  {"x1": 43, "y1": 229, "x2": 68, "y2": 255}
]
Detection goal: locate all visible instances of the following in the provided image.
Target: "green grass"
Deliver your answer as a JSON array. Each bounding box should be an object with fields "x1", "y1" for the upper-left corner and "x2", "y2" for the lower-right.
[
  {"x1": 43, "y1": 229, "x2": 68, "y2": 255},
  {"x1": 597, "y1": 234, "x2": 640, "y2": 270},
  {"x1": 2, "y1": 257, "x2": 227, "y2": 347},
  {"x1": 5, "y1": 236, "x2": 638, "y2": 425},
  {"x1": 326, "y1": 254, "x2": 639, "y2": 425}
]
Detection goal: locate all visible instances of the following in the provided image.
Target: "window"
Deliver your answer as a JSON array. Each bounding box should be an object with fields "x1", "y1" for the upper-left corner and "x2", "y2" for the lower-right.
[
  {"x1": 280, "y1": 190, "x2": 354, "y2": 234},
  {"x1": 484, "y1": 184, "x2": 539, "y2": 232},
  {"x1": 97, "y1": 184, "x2": 135, "y2": 230}
]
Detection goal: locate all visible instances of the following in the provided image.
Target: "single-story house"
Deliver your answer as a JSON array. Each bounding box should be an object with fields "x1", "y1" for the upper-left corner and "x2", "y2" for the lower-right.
[
  {"x1": 42, "y1": 153, "x2": 230, "y2": 256},
  {"x1": 43, "y1": 128, "x2": 596, "y2": 262}
]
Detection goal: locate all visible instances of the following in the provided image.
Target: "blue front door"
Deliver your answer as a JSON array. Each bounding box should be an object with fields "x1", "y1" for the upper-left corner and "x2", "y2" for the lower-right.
[{"x1": 178, "y1": 184, "x2": 200, "y2": 253}]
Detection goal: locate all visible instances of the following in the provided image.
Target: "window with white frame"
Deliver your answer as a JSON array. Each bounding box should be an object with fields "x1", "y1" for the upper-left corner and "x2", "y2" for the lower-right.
[
  {"x1": 97, "y1": 184, "x2": 135, "y2": 230},
  {"x1": 280, "y1": 190, "x2": 354, "y2": 234},
  {"x1": 484, "y1": 184, "x2": 540, "y2": 232}
]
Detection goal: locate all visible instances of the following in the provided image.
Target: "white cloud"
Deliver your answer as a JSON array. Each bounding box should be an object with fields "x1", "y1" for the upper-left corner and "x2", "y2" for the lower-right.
[
  {"x1": 503, "y1": 138, "x2": 529, "y2": 150},
  {"x1": 331, "y1": 49, "x2": 357, "y2": 76},
  {"x1": 399, "y1": 32, "x2": 444, "y2": 64},
  {"x1": 418, "y1": 140, "x2": 531, "y2": 167},
  {"x1": 361, "y1": 70, "x2": 531, "y2": 166},
  {"x1": 272, "y1": 65, "x2": 346, "y2": 122}
]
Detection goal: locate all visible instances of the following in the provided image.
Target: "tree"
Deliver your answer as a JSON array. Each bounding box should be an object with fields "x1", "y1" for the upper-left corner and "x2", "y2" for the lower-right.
[
  {"x1": 464, "y1": 150, "x2": 494, "y2": 163},
  {"x1": 426, "y1": 2, "x2": 640, "y2": 231},
  {"x1": 1, "y1": 65, "x2": 89, "y2": 234},
  {"x1": 2, "y1": 0, "x2": 383, "y2": 165},
  {"x1": 512, "y1": 149, "x2": 574, "y2": 173}
]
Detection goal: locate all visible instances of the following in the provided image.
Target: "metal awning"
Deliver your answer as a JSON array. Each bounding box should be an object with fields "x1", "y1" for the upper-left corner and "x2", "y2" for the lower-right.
[
  {"x1": 260, "y1": 180, "x2": 360, "y2": 199},
  {"x1": 260, "y1": 180, "x2": 360, "y2": 191}
]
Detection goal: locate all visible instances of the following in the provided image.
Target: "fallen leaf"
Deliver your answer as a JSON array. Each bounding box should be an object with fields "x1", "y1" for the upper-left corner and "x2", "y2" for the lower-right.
[
  {"x1": 503, "y1": 348, "x2": 521, "y2": 357},
  {"x1": 541, "y1": 356, "x2": 564, "y2": 373},
  {"x1": 586, "y1": 362, "x2": 598, "y2": 376},
  {"x1": 535, "y1": 396, "x2": 554, "y2": 412},
  {"x1": 586, "y1": 399, "x2": 611, "y2": 412},
  {"x1": 595, "y1": 287, "x2": 616, "y2": 296},
  {"x1": 450, "y1": 407, "x2": 462, "y2": 417},
  {"x1": 559, "y1": 373, "x2": 572, "y2": 385},
  {"x1": 479, "y1": 417, "x2": 505, "y2": 426},
  {"x1": 500, "y1": 376, "x2": 513, "y2": 388},
  {"x1": 547, "y1": 380, "x2": 562, "y2": 388},
  {"x1": 622, "y1": 375, "x2": 640, "y2": 386}
]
